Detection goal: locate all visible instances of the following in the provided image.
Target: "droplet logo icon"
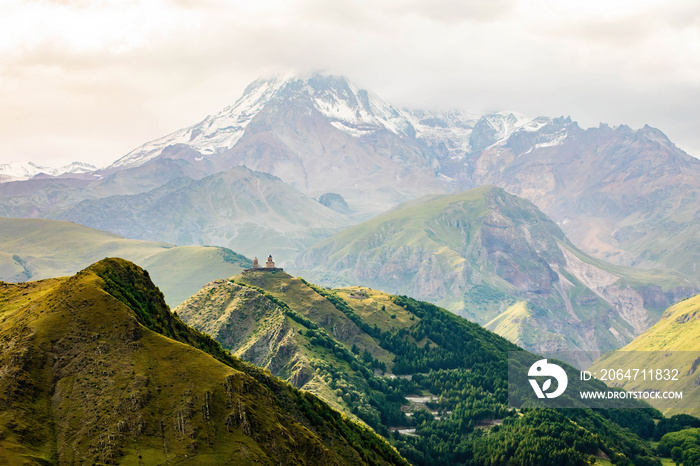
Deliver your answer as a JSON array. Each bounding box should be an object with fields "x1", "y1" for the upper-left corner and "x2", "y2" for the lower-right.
[{"x1": 528, "y1": 359, "x2": 568, "y2": 399}]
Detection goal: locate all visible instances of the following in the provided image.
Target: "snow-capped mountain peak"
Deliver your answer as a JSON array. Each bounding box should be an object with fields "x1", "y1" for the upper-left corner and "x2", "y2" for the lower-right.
[
  {"x1": 55, "y1": 161, "x2": 98, "y2": 174},
  {"x1": 107, "y1": 73, "x2": 585, "y2": 174},
  {"x1": 0, "y1": 161, "x2": 48, "y2": 182},
  {"x1": 300, "y1": 75, "x2": 412, "y2": 137},
  {"x1": 0, "y1": 161, "x2": 98, "y2": 183},
  {"x1": 108, "y1": 73, "x2": 424, "y2": 170},
  {"x1": 110, "y1": 75, "x2": 298, "y2": 170}
]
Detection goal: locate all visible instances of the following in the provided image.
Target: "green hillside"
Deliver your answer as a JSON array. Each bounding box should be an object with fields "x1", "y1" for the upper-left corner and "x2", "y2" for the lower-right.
[
  {"x1": 176, "y1": 270, "x2": 418, "y2": 419},
  {"x1": 0, "y1": 258, "x2": 406, "y2": 465},
  {"x1": 295, "y1": 186, "x2": 696, "y2": 361},
  {"x1": 176, "y1": 268, "x2": 686, "y2": 466},
  {"x1": 591, "y1": 294, "x2": 700, "y2": 416},
  {"x1": 0, "y1": 217, "x2": 251, "y2": 306}
]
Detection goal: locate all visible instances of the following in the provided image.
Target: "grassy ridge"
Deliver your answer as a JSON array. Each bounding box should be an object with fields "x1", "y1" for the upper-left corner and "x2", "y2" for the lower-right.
[
  {"x1": 591, "y1": 294, "x2": 700, "y2": 416},
  {"x1": 0, "y1": 217, "x2": 251, "y2": 306},
  {"x1": 0, "y1": 258, "x2": 407, "y2": 465},
  {"x1": 176, "y1": 271, "x2": 394, "y2": 418}
]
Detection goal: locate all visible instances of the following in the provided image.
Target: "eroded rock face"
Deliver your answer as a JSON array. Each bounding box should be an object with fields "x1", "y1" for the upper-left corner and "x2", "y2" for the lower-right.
[
  {"x1": 175, "y1": 280, "x2": 316, "y2": 390},
  {"x1": 464, "y1": 121, "x2": 700, "y2": 278}
]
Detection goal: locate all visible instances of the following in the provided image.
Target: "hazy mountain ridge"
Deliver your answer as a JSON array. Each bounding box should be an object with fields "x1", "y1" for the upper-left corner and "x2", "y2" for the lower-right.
[
  {"x1": 0, "y1": 157, "x2": 206, "y2": 219},
  {"x1": 92, "y1": 75, "x2": 700, "y2": 276},
  {"x1": 295, "y1": 186, "x2": 696, "y2": 359},
  {"x1": 463, "y1": 119, "x2": 700, "y2": 276},
  {"x1": 0, "y1": 161, "x2": 97, "y2": 183},
  {"x1": 0, "y1": 216, "x2": 252, "y2": 306},
  {"x1": 58, "y1": 166, "x2": 352, "y2": 266},
  {"x1": 1, "y1": 72, "x2": 698, "y2": 280}
]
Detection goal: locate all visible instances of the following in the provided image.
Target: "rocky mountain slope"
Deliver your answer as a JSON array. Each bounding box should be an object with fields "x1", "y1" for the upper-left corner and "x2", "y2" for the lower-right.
[
  {"x1": 591, "y1": 294, "x2": 700, "y2": 416},
  {"x1": 0, "y1": 217, "x2": 251, "y2": 306},
  {"x1": 462, "y1": 118, "x2": 700, "y2": 277},
  {"x1": 0, "y1": 258, "x2": 406, "y2": 465},
  {"x1": 295, "y1": 186, "x2": 696, "y2": 360},
  {"x1": 174, "y1": 268, "x2": 671, "y2": 465}
]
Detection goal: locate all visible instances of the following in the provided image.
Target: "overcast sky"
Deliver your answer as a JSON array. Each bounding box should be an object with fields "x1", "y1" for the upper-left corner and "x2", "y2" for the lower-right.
[{"x1": 1, "y1": 0, "x2": 698, "y2": 168}]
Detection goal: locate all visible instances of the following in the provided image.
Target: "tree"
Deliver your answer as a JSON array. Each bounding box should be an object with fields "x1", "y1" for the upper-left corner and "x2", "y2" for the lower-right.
[{"x1": 671, "y1": 446, "x2": 682, "y2": 465}]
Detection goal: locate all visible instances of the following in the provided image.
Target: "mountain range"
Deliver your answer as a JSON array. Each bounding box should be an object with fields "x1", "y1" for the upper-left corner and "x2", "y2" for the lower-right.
[
  {"x1": 0, "y1": 70, "x2": 698, "y2": 466},
  {"x1": 0, "y1": 161, "x2": 97, "y2": 183},
  {"x1": 1, "y1": 73, "x2": 698, "y2": 278},
  {"x1": 179, "y1": 264, "x2": 700, "y2": 465},
  {"x1": 295, "y1": 185, "x2": 696, "y2": 361},
  {"x1": 7, "y1": 258, "x2": 694, "y2": 464},
  {"x1": 0, "y1": 72, "x2": 697, "y2": 361},
  {"x1": 59, "y1": 166, "x2": 351, "y2": 265},
  {"x1": 107, "y1": 74, "x2": 458, "y2": 216},
  {"x1": 102, "y1": 73, "x2": 700, "y2": 278},
  {"x1": 174, "y1": 267, "x2": 670, "y2": 465}
]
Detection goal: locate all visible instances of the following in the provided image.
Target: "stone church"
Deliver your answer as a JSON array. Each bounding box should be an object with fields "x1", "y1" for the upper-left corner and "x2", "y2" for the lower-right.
[{"x1": 249, "y1": 255, "x2": 281, "y2": 271}]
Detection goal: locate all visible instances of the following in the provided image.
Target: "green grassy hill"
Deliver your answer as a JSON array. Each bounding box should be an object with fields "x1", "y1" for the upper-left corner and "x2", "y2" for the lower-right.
[
  {"x1": 176, "y1": 270, "x2": 407, "y2": 418},
  {"x1": 0, "y1": 258, "x2": 407, "y2": 465},
  {"x1": 590, "y1": 294, "x2": 700, "y2": 416},
  {"x1": 295, "y1": 186, "x2": 696, "y2": 361},
  {"x1": 176, "y1": 268, "x2": 688, "y2": 466},
  {"x1": 0, "y1": 217, "x2": 251, "y2": 306}
]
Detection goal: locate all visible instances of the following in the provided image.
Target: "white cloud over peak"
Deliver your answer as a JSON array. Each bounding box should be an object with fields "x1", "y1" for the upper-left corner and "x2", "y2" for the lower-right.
[{"x1": 1, "y1": 0, "x2": 698, "y2": 167}]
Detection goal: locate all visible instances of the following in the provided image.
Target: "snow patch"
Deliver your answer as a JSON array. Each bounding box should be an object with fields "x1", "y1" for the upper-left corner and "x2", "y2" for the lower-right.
[
  {"x1": 329, "y1": 121, "x2": 372, "y2": 137},
  {"x1": 402, "y1": 109, "x2": 479, "y2": 157},
  {"x1": 534, "y1": 131, "x2": 568, "y2": 149},
  {"x1": 518, "y1": 128, "x2": 568, "y2": 157},
  {"x1": 310, "y1": 79, "x2": 412, "y2": 138}
]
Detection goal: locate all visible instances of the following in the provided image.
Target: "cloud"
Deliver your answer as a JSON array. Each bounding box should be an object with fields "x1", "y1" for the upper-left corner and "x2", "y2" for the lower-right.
[
  {"x1": 397, "y1": 0, "x2": 517, "y2": 23},
  {"x1": 0, "y1": 0, "x2": 698, "y2": 166}
]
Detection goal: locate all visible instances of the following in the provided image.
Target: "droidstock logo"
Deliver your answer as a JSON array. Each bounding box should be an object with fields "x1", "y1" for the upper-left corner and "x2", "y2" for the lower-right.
[{"x1": 528, "y1": 359, "x2": 568, "y2": 399}]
